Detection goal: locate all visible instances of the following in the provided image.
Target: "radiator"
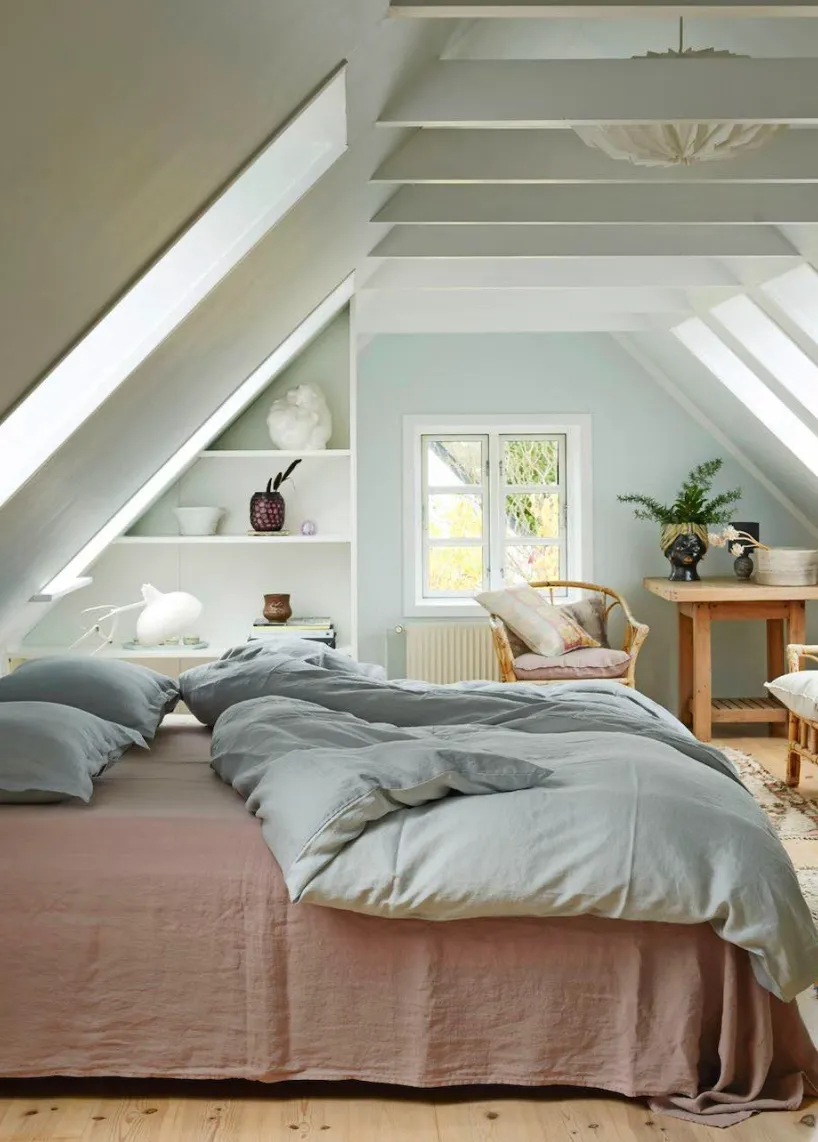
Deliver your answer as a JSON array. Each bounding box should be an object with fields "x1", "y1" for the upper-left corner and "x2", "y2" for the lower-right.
[{"x1": 400, "y1": 622, "x2": 500, "y2": 685}]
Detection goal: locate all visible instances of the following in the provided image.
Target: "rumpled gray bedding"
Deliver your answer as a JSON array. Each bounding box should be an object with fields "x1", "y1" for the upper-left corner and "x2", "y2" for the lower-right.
[{"x1": 210, "y1": 654, "x2": 818, "y2": 1003}]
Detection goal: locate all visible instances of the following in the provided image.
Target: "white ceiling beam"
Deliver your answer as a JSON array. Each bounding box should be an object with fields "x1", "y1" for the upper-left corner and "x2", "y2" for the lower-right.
[
  {"x1": 356, "y1": 297, "x2": 676, "y2": 334},
  {"x1": 374, "y1": 185, "x2": 818, "y2": 225},
  {"x1": 379, "y1": 60, "x2": 818, "y2": 127},
  {"x1": 359, "y1": 286, "x2": 694, "y2": 316},
  {"x1": 371, "y1": 224, "x2": 798, "y2": 258},
  {"x1": 363, "y1": 257, "x2": 741, "y2": 288},
  {"x1": 391, "y1": 1, "x2": 818, "y2": 15},
  {"x1": 374, "y1": 130, "x2": 818, "y2": 184}
]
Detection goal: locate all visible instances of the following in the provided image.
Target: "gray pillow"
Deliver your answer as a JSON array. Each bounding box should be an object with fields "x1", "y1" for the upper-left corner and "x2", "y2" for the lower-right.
[
  {"x1": 181, "y1": 641, "x2": 385, "y2": 726},
  {"x1": 0, "y1": 702, "x2": 146, "y2": 804},
  {"x1": 0, "y1": 657, "x2": 180, "y2": 741}
]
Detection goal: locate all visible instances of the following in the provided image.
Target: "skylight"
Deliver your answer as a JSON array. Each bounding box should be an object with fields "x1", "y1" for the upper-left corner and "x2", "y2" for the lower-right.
[
  {"x1": 39, "y1": 276, "x2": 355, "y2": 599},
  {"x1": 710, "y1": 295, "x2": 818, "y2": 422},
  {"x1": 673, "y1": 318, "x2": 818, "y2": 480},
  {"x1": 761, "y1": 265, "x2": 818, "y2": 351},
  {"x1": 0, "y1": 68, "x2": 347, "y2": 513}
]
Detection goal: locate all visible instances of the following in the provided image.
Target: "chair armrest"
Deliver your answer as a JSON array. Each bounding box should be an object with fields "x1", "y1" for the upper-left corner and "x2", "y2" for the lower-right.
[
  {"x1": 624, "y1": 620, "x2": 650, "y2": 657},
  {"x1": 786, "y1": 644, "x2": 818, "y2": 673}
]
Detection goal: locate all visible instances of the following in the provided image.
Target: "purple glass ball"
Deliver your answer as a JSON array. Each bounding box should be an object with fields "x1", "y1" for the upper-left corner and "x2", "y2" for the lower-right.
[{"x1": 300, "y1": 519, "x2": 317, "y2": 536}]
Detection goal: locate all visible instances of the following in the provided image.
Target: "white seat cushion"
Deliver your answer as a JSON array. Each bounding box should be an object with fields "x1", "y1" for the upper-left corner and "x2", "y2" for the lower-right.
[{"x1": 765, "y1": 671, "x2": 818, "y2": 721}]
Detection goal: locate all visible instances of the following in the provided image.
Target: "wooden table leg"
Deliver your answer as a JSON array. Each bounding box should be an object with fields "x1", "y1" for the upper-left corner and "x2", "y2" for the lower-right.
[
  {"x1": 691, "y1": 604, "x2": 712, "y2": 742},
  {"x1": 767, "y1": 617, "x2": 787, "y2": 737},
  {"x1": 788, "y1": 600, "x2": 807, "y2": 650},
  {"x1": 678, "y1": 609, "x2": 693, "y2": 727}
]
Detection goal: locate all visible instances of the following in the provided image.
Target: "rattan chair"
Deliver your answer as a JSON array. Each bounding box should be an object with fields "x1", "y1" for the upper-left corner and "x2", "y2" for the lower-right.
[
  {"x1": 784, "y1": 644, "x2": 818, "y2": 788},
  {"x1": 487, "y1": 580, "x2": 649, "y2": 689}
]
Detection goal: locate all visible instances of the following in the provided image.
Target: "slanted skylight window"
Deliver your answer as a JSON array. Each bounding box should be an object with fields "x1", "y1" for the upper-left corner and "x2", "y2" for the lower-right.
[
  {"x1": 673, "y1": 318, "x2": 818, "y2": 480},
  {"x1": 710, "y1": 295, "x2": 818, "y2": 422},
  {"x1": 40, "y1": 276, "x2": 354, "y2": 599},
  {"x1": 761, "y1": 265, "x2": 818, "y2": 351},
  {"x1": 0, "y1": 69, "x2": 347, "y2": 513}
]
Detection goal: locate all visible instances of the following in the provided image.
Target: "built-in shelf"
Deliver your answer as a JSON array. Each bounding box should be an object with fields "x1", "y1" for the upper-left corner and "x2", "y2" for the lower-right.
[
  {"x1": 117, "y1": 534, "x2": 351, "y2": 545},
  {"x1": 198, "y1": 449, "x2": 351, "y2": 459}
]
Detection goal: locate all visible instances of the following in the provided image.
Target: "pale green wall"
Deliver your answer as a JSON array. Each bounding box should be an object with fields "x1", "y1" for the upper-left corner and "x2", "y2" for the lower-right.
[{"x1": 357, "y1": 333, "x2": 813, "y2": 709}]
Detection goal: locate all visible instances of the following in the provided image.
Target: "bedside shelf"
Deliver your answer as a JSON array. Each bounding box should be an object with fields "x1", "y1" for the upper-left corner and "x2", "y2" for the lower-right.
[
  {"x1": 198, "y1": 449, "x2": 351, "y2": 459},
  {"x1": 116, "y1": 535, "x2": 351, "y2": 545},
  {"x1": 7, "y1": 645, "x2": 225, "y2": 660}
]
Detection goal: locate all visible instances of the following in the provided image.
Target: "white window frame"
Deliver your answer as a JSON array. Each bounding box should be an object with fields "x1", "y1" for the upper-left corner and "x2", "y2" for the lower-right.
[{"x1": 403, "y1": 414, "x2": 592, "y2": 619}]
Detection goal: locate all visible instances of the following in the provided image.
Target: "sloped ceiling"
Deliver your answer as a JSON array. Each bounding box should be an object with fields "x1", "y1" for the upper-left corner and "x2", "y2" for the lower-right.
[
  {"x1": 4, "y1": 1, "x2": 818, "y2": 637},
  {"x1": 0, "y1": 1, "x2": 451, "y2": 624}
]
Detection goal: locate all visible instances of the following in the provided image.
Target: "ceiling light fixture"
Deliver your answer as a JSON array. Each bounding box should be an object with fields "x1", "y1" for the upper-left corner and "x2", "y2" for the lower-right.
[{"x1": 573, "y1": 21, "x2": 785, "y2": 169}]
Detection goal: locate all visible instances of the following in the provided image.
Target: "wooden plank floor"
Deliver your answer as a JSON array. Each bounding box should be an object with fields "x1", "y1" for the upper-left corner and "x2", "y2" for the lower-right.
[{"x1": 1, "y1": 733, "x2": 816, "y2": 1142}]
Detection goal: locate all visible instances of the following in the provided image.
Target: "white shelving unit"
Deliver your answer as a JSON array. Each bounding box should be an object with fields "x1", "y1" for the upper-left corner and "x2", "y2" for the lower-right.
[{"x1": 15, "y1": 309, "x2": 358, "y2": 669}]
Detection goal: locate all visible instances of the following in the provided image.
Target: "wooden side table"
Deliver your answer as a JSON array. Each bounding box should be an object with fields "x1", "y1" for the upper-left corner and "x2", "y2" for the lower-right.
[{"x1": 643, "y1": 577, "x2": 818, "y2": 742}]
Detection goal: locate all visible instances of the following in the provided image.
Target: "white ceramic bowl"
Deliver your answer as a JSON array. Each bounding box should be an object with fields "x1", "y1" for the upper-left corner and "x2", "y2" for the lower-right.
[{"x1": 173, "y1": 506, "x2": 225, "y2": 536}]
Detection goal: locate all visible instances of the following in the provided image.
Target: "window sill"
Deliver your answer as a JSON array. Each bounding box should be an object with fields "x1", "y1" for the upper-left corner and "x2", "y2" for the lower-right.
[{"x1": 402, "y1": 598, "x2": 486, "y2": 621}]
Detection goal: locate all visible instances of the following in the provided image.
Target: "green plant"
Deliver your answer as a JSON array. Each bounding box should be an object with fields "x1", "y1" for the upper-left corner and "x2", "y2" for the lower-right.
[{"x1": 617, "y1": 459, "x2": 741, "y2": 525}]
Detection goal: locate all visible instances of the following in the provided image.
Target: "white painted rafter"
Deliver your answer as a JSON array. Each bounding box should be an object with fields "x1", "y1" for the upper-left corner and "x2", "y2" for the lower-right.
[
  {"x1": 371, "y1": 225, "x2": 798, "y2": 259},
  {"x1": 373, "y1": 129, "x2": 818, "y2": 185},
  {"x1": 374, "y1": 185, "x2": 818, "y2": 225},
  {"x1": 391, "y1": 1, "x2": 818, "y2": 15},
  {"x1": 363, "y1": 258, "x2": 742, "y2": 289},
  {"x1": 379, "y1": 59, "x2": 818, "y2": 127}
]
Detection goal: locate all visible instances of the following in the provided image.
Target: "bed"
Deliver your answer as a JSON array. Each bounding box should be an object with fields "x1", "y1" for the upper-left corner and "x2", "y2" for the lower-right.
[{"x1": 0, "y1": 714, "x2": 816, "y2": 1126}]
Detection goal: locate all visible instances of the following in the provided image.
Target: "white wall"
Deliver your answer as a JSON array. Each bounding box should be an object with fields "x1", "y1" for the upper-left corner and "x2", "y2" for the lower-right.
[{"x1": 357, "y1": 332, "x2": 814, "y2": 709}]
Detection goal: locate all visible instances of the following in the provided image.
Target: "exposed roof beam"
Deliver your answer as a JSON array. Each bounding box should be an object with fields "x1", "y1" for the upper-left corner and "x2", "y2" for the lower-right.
[
  {"x1": 371, "y1": 224, "x2": 798, "y2": 258},
  {"x1": 379, "y1": 60, "x2": 818, "y2": 127},
  {"x1": 374, "y1": 185, "x2": 818, "y2": 225},
  {"x1": 363, "y1": 257, "x2": 741, "y2": 288},
  {"x1": 391, "y1": 1, "x2": 818, "y2": 14},
  {"x1": 374, "y1": 129, "x2": 818, "y2": 184}
]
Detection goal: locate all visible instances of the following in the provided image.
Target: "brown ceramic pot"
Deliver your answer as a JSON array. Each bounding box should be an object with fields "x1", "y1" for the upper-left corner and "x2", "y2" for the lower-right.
[{"x1": 263, "y1": 593, "x2": 292, "y2": 623}]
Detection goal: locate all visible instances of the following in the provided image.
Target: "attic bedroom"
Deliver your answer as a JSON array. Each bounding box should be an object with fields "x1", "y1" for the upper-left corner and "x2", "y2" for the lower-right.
[{"x1": 2, "y1": 2, "x2": 818, "y2": 1138}]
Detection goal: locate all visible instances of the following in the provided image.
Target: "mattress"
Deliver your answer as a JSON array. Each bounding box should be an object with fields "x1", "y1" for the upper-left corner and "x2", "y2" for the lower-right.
[{"x1": 0, "y1": 715, "x2": 816, "y2": 1125}]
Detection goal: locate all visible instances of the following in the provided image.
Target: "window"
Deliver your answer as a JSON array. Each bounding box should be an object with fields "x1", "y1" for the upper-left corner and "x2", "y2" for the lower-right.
[
  {"x1": 673, "y1": 317, "x2": 818, "y2": 479},
  {"x1": 405, "y1": 416, "x2": 590, "y2": 614}
]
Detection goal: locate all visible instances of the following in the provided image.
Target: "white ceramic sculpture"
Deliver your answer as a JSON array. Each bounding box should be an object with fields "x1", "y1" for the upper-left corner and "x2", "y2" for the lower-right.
[{"x1": 266, "y1": 383, "x2": 332, "y2": 451}]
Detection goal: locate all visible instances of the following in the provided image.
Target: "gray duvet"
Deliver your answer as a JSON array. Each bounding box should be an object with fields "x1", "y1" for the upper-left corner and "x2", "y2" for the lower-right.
[{"x1": 210, "y1": 659, "x2": 818, "y2": 1003}]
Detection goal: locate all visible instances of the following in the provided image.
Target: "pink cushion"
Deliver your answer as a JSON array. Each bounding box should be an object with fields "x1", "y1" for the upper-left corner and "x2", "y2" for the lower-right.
[{"x1": 513, "y1": 647, "x2": 630, "y2": 681}]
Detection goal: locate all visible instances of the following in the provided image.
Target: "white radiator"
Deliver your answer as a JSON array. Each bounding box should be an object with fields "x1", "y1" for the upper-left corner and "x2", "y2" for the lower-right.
[{"x1": 401, "y1": 622, "x2": 500, "y2": 685}]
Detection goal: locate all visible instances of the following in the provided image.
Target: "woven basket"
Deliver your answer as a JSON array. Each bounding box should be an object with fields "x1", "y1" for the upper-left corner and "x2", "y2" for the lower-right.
[{"x1": 755, "y1": 547, "x2": 818, "y2": 586}]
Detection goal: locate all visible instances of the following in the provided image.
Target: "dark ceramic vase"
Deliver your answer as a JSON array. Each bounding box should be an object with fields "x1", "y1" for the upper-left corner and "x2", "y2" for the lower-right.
[
  {"x1": 733, "y1": 552, "x2": 754, "y2": 580},
  {"x1": 250, "y1": 480, "x2": 286, "y2": 532},
  {"x1": 263, "y1": 593, "x2": 292, "y2": 622},
  {"x1": 660, "y1": 524, "x2": 708, "y2": 583}
]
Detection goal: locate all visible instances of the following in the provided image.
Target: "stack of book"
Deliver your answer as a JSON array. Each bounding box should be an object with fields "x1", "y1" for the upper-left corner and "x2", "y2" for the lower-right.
[{"x1": 249, "y1": 616, "x2": 336, "y2": 648}]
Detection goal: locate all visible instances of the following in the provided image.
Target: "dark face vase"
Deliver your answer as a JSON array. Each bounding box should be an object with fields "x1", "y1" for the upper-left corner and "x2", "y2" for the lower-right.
[{"x1": 661, "y1": 526, "x2": 708, "y2": 583}]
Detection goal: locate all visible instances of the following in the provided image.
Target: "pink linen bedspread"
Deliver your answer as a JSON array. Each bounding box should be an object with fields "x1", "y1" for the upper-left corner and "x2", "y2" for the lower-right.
[{"x1": 0, "y1": 717, "x2": 816, "y2": 1126}]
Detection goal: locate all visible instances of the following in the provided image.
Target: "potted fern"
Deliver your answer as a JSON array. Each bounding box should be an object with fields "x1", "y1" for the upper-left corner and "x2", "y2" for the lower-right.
[{"x1": 618, "y1": 459, "x2": 742, "y2": 582}]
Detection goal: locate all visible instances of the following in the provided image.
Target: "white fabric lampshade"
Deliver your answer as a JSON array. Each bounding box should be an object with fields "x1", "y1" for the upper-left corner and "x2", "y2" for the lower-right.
[
  {"x1": 135, "y1": 584, "x2": 202, "y2": 645},
  {"x1": 573, "y1": 123, "x2": 784, "y2": 168}
]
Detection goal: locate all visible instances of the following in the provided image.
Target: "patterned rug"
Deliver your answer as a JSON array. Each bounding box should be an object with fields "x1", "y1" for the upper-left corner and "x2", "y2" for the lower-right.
[{"x1": 724, "y1": 747, "x2": 818, "y2": 920}]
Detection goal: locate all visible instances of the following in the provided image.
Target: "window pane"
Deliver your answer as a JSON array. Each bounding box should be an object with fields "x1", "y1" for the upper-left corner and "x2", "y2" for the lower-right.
[
  {"x1": 428, "y1": 494, "x2": 482, "y2": 539},
  {"x1": 426, "y1": 439, "x2": 483, "y2": 486},
  {"x1": 503, "y1": 439, "x2": 558, "y2": 487},
  {"x1": 505, "y1": 544, "x2": 560, "y2": 585},
  {"x1": 505, "y1": 493, "x2": 560, "y2": 540},
  {"x1": 428, "y1": 547, "x2": 484, "y2": 593}
]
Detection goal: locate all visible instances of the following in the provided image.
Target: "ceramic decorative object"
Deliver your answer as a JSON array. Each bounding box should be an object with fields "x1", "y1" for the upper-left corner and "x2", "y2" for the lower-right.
[
  {"x1": 755, "y1": 548, "x2": 818, "y2": 587},
  {"x1": 267, "y1": 383, "x2": 332, "y2": 451},
  {"x1": 733, "y1": 552, "x2": 754, "y2": 580},
  {"x1": 300, "y1": 519, "x2": 317, "y2": 536},
  {"x1": 173, "y1": 506, "x2": 225, "y2": 536},
  {"x1": 249, "y1": 460, "x2": 302, "y2": 533},
  {"x1": 660, "y1": 523, "x2": 709, "y2": 583},
  {"x1": 263, "y1": 593, "x2": 292, "y2": 622}
]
